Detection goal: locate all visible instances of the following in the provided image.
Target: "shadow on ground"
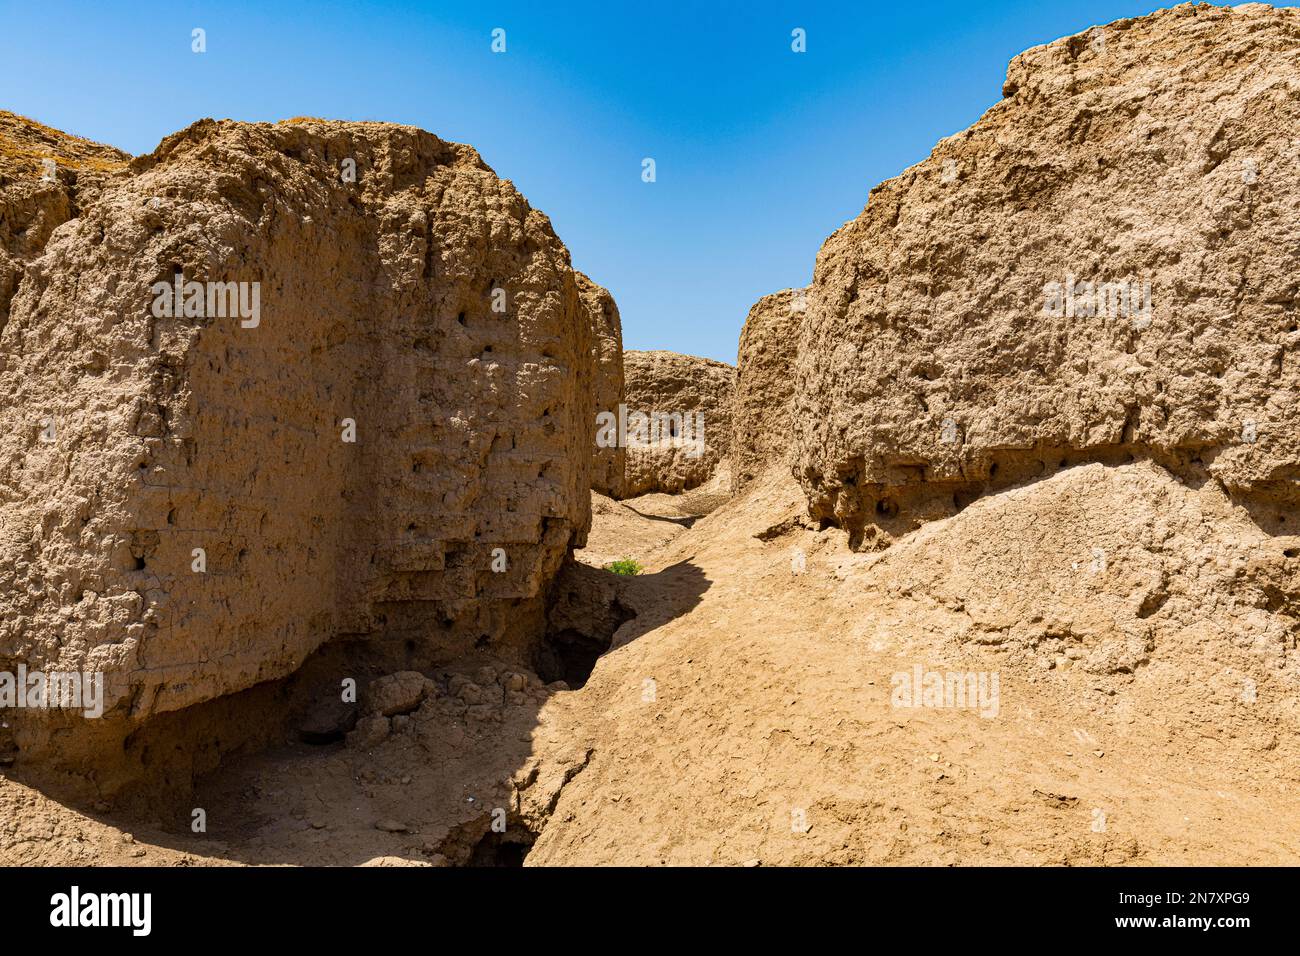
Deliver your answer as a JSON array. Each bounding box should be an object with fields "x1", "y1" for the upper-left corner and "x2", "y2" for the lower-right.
[{"x1": 50, "y1": 558, "x2": 713, "y2": 867}]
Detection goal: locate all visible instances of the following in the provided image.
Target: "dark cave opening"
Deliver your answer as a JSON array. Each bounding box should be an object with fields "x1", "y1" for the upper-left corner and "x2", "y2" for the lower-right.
[
  {"x1": 469, "y1": 829, "x2": 533, "y2": 867},
  {"x1": 537, "y1": 628, "x2": 614, "y2": 689}
]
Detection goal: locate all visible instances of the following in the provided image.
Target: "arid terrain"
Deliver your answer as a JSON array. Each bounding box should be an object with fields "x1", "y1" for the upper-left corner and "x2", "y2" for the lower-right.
[
  {"x1": 4, "y1": 463, "x2": 1298, "y2": 866},
  {"x1": 1, "y1": 2, "x2": 1298, "y2": 867}
]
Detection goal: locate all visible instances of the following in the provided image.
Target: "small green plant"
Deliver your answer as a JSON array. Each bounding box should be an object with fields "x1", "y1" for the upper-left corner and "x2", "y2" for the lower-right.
[{"x1": 605, "y1": 557, "x2": 642, "y2": 576}]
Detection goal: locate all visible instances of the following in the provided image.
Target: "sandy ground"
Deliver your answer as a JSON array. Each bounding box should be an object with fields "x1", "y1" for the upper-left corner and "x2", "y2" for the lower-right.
[
  {"x1": 2, "y1": 466, "x2": 1297, "y2": 866},
  {"x1": 531, "y1": 471, "x2": 1300, "y2": 865}
]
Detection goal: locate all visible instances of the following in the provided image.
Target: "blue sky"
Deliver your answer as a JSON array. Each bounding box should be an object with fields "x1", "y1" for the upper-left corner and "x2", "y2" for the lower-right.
[{"x1": 1, "y1": 1, "x2": 1222, "y2": 362}]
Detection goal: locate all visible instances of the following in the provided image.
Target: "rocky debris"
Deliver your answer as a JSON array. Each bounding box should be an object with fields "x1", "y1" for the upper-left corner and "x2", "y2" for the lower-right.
[
  {"x1": 297, "y1": 695, "x2": 358, "y2": 744},
  {"x1": 622, "y1": 350, "x2": 734, "y2": 496},
  {"x1": 359, "y1": 855, "x2": 429, "y2": 866},
  {"x1": 0, "y1": 111, "x2": 128, "y2": 331},
  {"x1": 346, "y1": 715, "x2": 391, "y2": 751},
  {"x1": 578, "y1": 272, "x2": 626, "y2": 498},
  {"x1": 344, "y1": 664, "x2": 555, "y2": 750},
  {"x1": 0, "y1": 115, "x2": 603, "y2": 788},
  {"x1": 432, "y1": 665, "x2": 552, "y2": 716},
  {"x1": 731, "y1": 288, "x2": 806, "y2": 494},
  {"x1": 791, "y1": 3, "x2": 1300, "y2": 548},
  {"x1": 364, "y1": 671, "x2": 435, "y2": 717}
]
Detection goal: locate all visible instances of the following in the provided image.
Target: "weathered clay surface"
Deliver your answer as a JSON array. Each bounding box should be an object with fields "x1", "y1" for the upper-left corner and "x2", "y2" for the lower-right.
[
  {"x1": 793, "y1": 3, "x2": 1300, "y2": 548},
  {"x1": 0, "y1": 111, "x2": 128, "y2": 332},
  {"x1": 731, "y1": 288, "x2": 806, "y2": 493},
  {"x1": 622, "y1": 349, "x2": 733, "y2": 496},
  {"x1": 578, "y1": 272, "x2": 625, "y2": 498},
  {"x1": 6, "y1": 9, "x2": 1300, "y2": 871},
  {"x1": 0, "y1": 116, "x2": 597, "y2": 777},
  {"x1": 856, "y1": 460, "x2": 1300, "y2": 679}
]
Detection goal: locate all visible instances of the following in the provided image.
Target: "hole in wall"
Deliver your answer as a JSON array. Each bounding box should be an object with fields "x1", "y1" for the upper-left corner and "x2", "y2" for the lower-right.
[{"x1": 468, "y1": 829, "x2": 533, "y2": 867}]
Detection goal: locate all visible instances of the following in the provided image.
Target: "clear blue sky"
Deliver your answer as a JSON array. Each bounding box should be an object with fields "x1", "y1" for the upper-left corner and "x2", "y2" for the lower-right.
[{"x1": 1, "y1": 1, "x2": 1217, "y2": 363}]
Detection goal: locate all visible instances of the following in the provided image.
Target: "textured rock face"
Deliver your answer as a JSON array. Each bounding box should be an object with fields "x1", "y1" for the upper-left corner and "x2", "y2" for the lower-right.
[
  {"x1": 0, "y1": 111, "x2": 128, "y2": 331},
  {"x1": 578, "y1": 273, "x2": 625, "y2": 498},
  {"x1": 622, "y1": 350, "x2": 734, "y2": 497},
  {"x1": 792, "y1": 3, "x2": 1300, "y2": 548},
  {"x1": 0, "y1": 117, "x2": 597, "y2": 773},
  {"x1": 859, "y1": 460, "x2": 1300, "y2": 679},
  {"x1": 731, "y1": 288, "x2": 805, "y2": 493}
]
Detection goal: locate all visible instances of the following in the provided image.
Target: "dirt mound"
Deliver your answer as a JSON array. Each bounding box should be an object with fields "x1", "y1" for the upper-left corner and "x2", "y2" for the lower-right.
[
  {"x1": 517, "y1": 465, "x2": 1300, "y2": 865},
  {"x1": 731, "y1": 288, "x2": 805, "y2": 493},
  {"x1": 0, "y1": 112, "x2": 129, "y2": 177},
  {"x1": 792, "y1": 3, "x2": 1300, "y2": 548},
  {"x1": 847, "y1": 460, "x2": 1300, "y2": 708},
  {"x1": 621, "y1": 349, "x2": 733, "y2": 496},
  {"x1": 578, "y1": 273, "x2": 625, "y2": 498},
  {"x1": 0, "y1": 115, "x2": 599, "y2": 790}
]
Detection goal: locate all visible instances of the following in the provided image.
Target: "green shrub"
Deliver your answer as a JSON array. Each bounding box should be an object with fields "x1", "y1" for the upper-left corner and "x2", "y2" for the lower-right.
[{"x1": 605, "y1": 557, "x2": 642, "y2": 576}]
